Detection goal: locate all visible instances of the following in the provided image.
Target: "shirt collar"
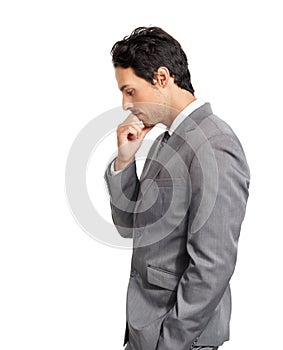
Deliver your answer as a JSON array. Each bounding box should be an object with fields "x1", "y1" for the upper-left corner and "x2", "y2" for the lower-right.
[{"x1": 167, "y1": 98, "x2": 205, "y2": 136}]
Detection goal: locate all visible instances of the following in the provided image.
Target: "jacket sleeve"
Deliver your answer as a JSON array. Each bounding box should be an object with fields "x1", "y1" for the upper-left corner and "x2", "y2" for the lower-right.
[
  {"x1": 104, "y1": 158, "x2": 140, "y2": 238},
  {"x1": 156, "y1": 134, "x2": 250, "y2": 350}
]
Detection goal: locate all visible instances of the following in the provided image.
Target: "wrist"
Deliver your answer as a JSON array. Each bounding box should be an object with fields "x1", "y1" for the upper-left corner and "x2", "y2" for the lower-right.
[{"x1": 114, "y1": 157, "x2": 134, "y2": 171}]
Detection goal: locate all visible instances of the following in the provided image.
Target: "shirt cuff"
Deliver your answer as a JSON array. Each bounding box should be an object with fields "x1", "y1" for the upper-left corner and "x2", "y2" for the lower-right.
[
  {"x1": 110, "y1": 159, "x2": 123, "y2": 175},
  {"x1": 110, "y1": 158, "x2": 136, "y2": 175}
]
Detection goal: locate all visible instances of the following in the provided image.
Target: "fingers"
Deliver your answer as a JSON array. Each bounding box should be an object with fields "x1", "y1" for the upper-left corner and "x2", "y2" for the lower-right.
[
  {"x1": 128, "y1": 124, "x2": 143, "y2": 139},
  {"x1": 123, "y1": 113, "x2": 143, "y2": 125},
  {"x1": 118, "y1": 125, "x2": 140, "y2": 141},
  {"x1": 120, "y1": 119, "x2": 144, "y2": 132},
  {"x1": 115, "y1": 116, "x2": 154, "y2": 169},
  {"x1": 117, "y1": 119, "x2": 144, "y2": 142}
]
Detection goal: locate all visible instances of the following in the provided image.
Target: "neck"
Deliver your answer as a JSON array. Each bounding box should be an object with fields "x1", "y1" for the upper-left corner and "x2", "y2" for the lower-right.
[{"x1": 164, "y1": 89, "x2": 196, "y2": 127}]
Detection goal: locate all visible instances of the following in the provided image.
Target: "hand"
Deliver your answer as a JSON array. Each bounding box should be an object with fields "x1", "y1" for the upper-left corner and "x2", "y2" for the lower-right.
[{"x1": 115, "y1": 114, "x2": 154, "y2": 171}]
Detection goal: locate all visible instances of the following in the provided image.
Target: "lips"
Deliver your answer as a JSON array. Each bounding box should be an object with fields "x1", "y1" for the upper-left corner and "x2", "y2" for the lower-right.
[{"x1": 131, "y1": 112, "x2": 154, "y2": 127}]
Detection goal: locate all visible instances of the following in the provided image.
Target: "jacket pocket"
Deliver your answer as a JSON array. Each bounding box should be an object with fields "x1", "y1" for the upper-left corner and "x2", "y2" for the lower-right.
[{"x1": 147, "y1": 264, "x2": 180, "y2": 292}]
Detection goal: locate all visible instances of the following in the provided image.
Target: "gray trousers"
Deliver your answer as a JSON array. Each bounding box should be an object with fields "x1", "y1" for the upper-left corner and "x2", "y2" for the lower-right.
[
  {"x1": 124, "y1": 344, "x2": 218, "y2": 350},
  {"x1": 192, "y1": 347, "x2": 219, "y2": 350}
]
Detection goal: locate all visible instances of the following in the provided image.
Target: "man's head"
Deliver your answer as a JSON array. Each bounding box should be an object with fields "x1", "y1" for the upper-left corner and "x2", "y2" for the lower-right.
[
  {"x1": 111, "y1": 27, "x2": 195, "y2": 127},
  {"x1": 111, "y1": 26, "x2": 194, "y2": 94}
]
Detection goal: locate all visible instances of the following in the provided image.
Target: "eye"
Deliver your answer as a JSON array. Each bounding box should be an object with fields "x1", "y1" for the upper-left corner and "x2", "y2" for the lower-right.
[{"x1": 126, "y1": 89, "x2": 134, "y2": 96}]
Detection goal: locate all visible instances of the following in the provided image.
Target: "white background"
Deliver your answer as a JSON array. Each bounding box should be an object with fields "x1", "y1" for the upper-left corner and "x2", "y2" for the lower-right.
[{"x1": 1, "y1": 0, "x2": 282, "y2": 349}]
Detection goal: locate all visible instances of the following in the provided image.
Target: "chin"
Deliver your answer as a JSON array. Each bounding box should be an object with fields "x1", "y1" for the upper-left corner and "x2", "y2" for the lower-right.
[{"x1": 143, "y1": 122, "x2": 155, "y2": 128}]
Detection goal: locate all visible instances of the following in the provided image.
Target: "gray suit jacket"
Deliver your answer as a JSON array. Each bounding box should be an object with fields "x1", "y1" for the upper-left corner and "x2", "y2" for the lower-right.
[{"x1": 104, "y1": 103, "x2": 250, "y2": 350}]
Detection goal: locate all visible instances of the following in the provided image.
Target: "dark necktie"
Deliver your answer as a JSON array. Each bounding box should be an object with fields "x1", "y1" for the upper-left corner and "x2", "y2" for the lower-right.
[
  {"x1": 162, "y1": 130, "x2": 170, "y2": 143},
  {"x1": 158, "y1": 130, "x2": 170, "y2": 154}
]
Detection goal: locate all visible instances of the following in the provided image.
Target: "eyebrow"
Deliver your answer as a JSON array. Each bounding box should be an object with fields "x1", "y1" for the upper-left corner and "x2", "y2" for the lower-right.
[{"x1": 119, "y1": 84, "x2": 129, "y2": 92}]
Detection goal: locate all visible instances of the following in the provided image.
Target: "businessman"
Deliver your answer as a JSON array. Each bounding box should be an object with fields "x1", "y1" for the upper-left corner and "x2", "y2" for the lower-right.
[{"x1": 104, "y1": 27, "x2": 250, "y2": 350}]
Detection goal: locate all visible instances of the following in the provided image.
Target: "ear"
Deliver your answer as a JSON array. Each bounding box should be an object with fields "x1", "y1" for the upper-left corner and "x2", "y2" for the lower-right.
[{"x1": 154, "y1": 66, "x2": 170, "y2": 88}]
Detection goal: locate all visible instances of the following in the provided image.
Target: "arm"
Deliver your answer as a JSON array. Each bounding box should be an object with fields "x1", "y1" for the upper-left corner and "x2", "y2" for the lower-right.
[
  {"x1": 104, "y1": 158, "x2": 140, "y2": 238},
  {"x1": 104, "y1": 114, "x2": 154, "y2": 238},
  {"x1": 156, "y1": 134, "x2": 250, "y2": 350}
]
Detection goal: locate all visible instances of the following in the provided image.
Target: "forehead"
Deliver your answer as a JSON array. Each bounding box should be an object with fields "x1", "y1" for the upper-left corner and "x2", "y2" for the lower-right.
[{"x1": 115, "y1": 67, "x2": 145, "y2": 90}]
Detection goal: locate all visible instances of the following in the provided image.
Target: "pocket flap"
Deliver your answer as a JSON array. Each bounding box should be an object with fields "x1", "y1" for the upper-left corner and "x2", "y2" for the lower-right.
[{"x1": 147, "y1": 265, "x2": 180, "y2": 291}]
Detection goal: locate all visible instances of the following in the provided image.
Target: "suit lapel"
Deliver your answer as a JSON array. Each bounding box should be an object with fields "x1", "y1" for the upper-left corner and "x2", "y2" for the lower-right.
[
  {"x1": 141, "y1": 132, "x2": 186, "y2": 183},
  {"x1": 139, "y1": 133, "x2": 164, "y2": 182}
]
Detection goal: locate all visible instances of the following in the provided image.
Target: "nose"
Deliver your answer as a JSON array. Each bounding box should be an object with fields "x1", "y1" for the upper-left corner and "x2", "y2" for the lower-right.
[{"x1": 122, "y1": 96, "x2": 133, "y2": 111}]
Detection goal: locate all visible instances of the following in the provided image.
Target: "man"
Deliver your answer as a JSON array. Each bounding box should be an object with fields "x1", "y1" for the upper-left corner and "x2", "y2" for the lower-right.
[{"x1": 104, "y1": 27, "x2": 250, "y2": 350}]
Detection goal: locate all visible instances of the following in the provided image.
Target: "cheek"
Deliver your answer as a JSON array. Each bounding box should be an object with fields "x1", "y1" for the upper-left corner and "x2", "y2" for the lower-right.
[
  {"x1": 138, "y1": 91, "x2": 155, "y2": 102},
  {"x1": 134, "y1": 89, "x2": 164, "y2": 114}
]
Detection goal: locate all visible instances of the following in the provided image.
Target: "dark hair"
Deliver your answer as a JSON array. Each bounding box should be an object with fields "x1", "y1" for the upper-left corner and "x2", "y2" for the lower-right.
[{"x1": 111, "y1": 26, "x2": 194, "y2": 95}]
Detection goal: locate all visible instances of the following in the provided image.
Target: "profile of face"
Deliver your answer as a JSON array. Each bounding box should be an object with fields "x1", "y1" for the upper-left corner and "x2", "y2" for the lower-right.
[{"x1": 115, "y1": 67, "x2": 171, "y2": 127}]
